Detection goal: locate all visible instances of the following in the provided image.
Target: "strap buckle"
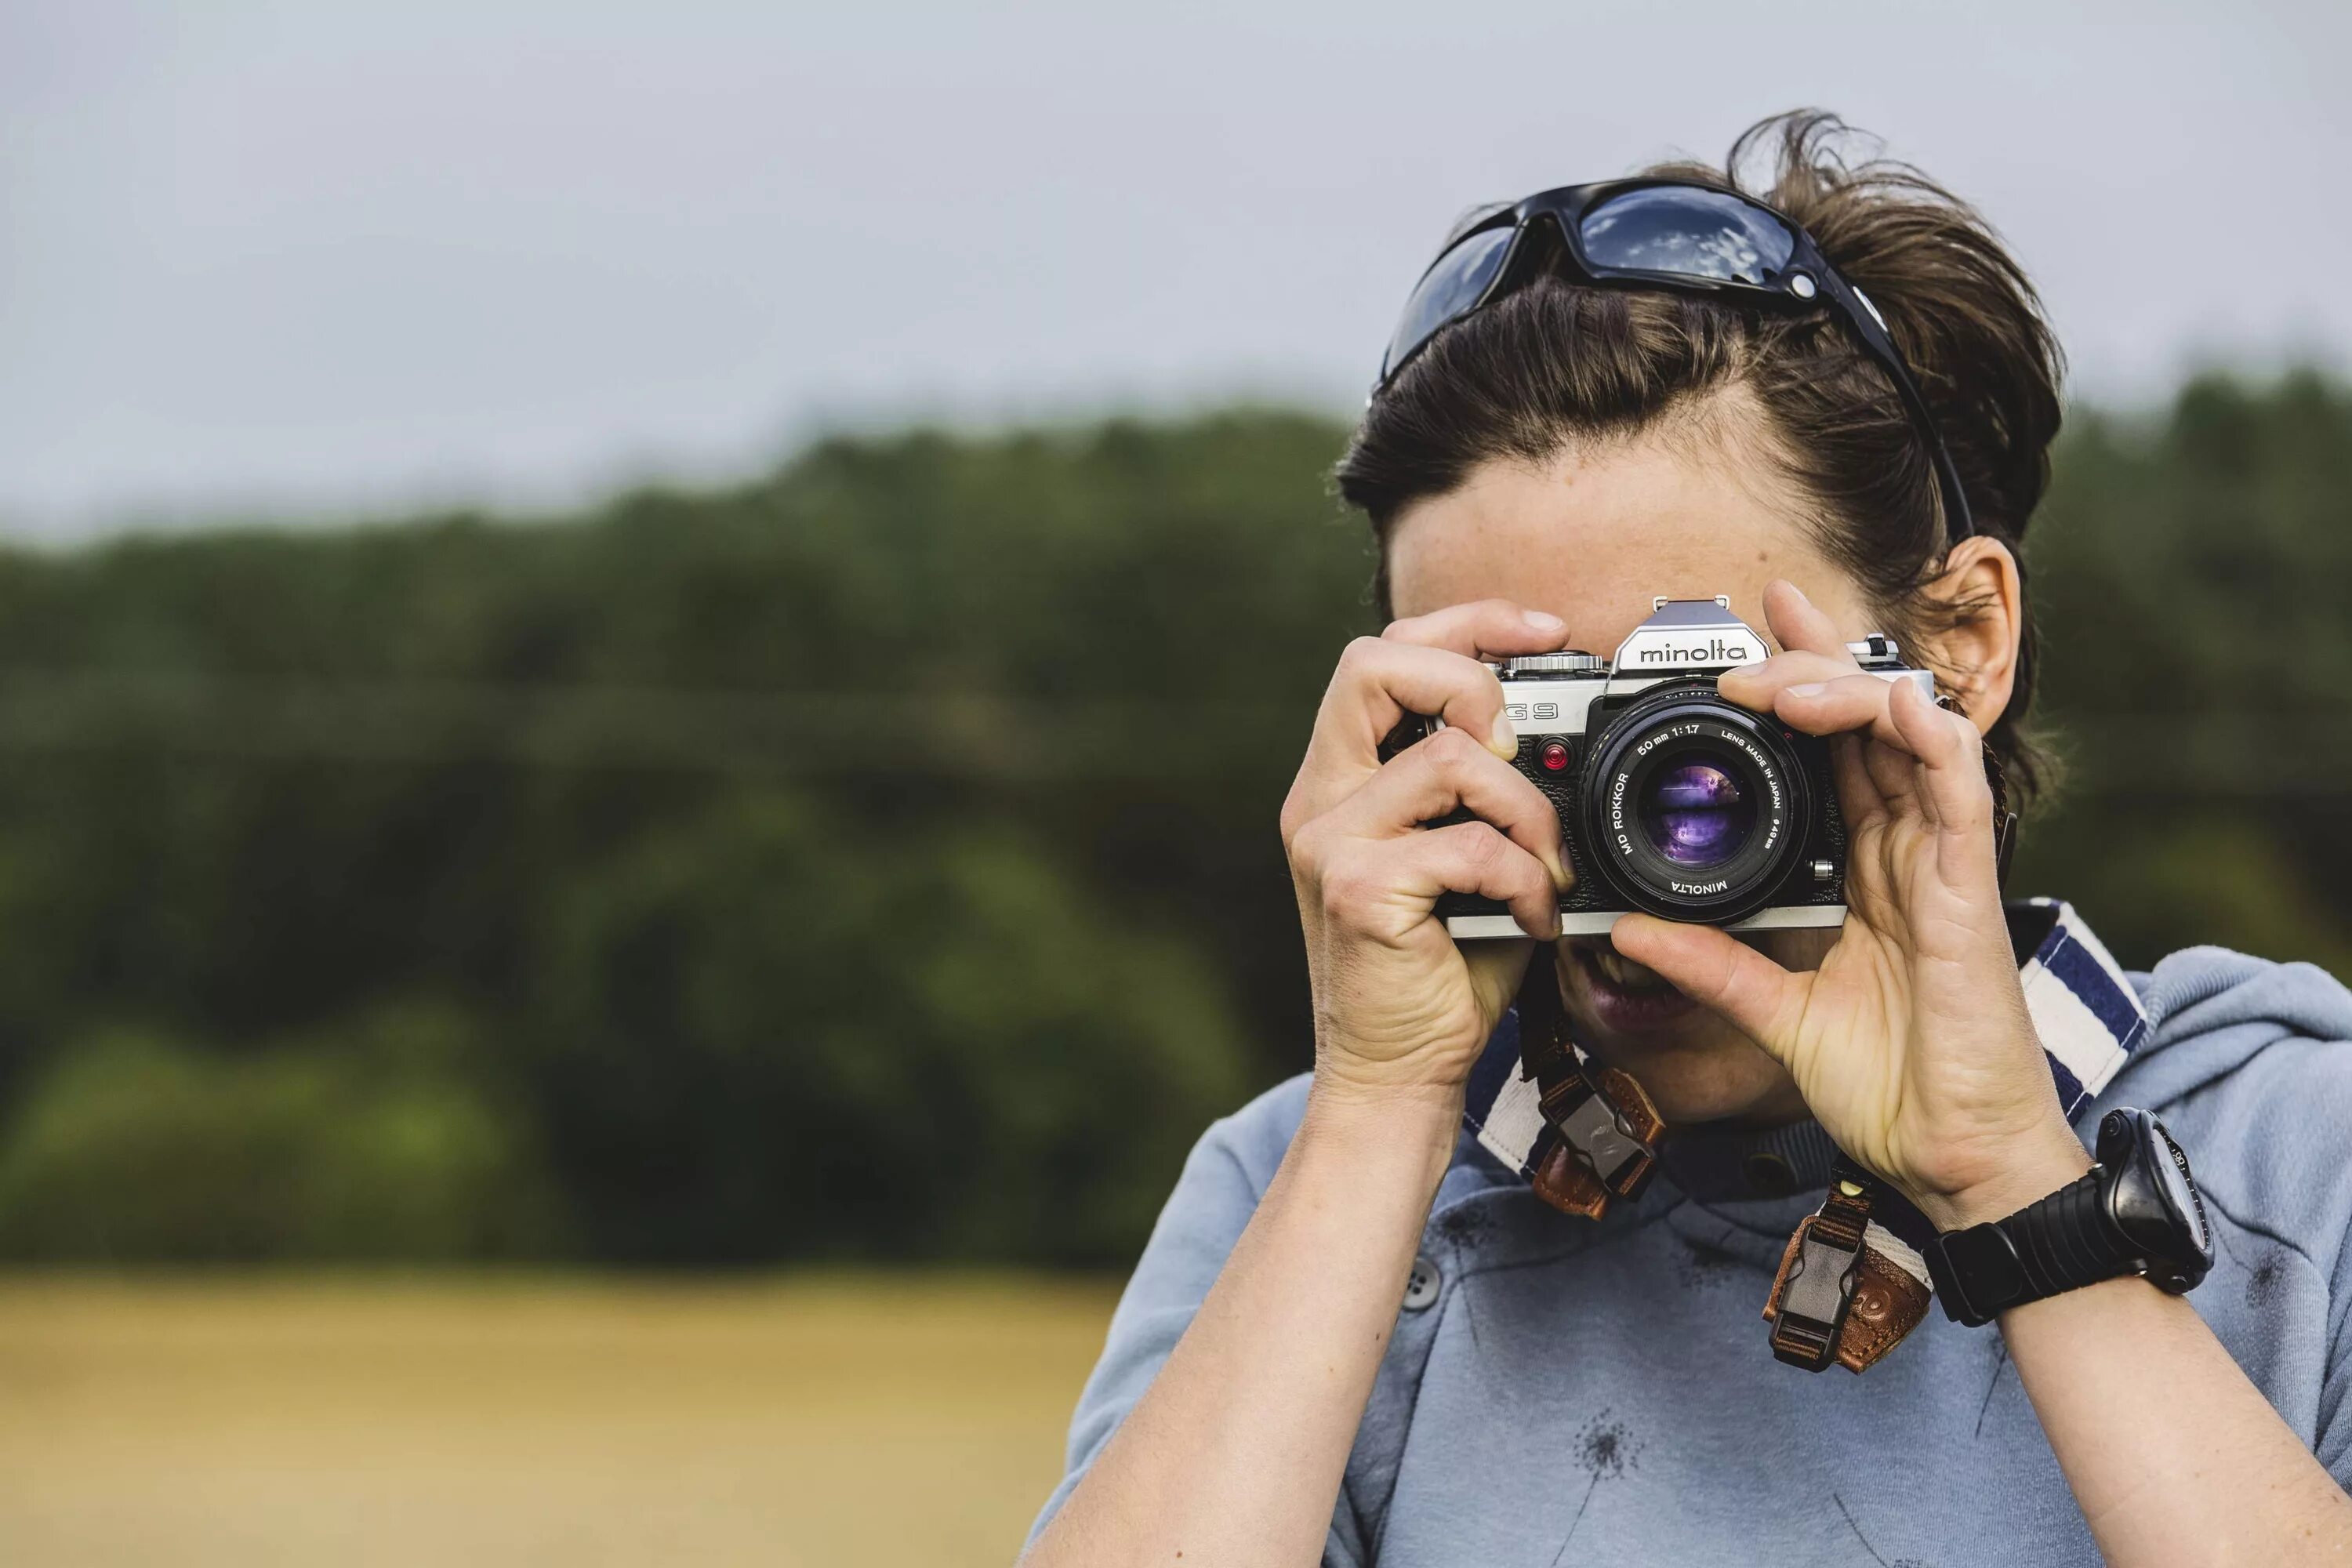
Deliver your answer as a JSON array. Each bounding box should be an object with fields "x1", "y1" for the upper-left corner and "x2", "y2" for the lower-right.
[
  {"x1": 1537, "y1": 1068, "x2": 1661, "y2": 1202},
  {"x1": 1515, "y1": 958, "x2": 1662, "y2": 1221},
  {"x1": 1764, "y1": 1179, "x2": 1871, "y2": 1372}
]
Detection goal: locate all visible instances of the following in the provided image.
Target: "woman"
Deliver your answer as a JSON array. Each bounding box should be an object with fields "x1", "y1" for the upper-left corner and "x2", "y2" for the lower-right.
[{"x1": 1023, "y1": 113, "x2": 2352, "y2": 1565}]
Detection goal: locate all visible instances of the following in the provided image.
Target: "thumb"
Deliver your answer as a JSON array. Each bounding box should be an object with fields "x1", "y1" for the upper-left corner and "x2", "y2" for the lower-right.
[
  {"x1": 1465, "y1": 937, "x2": 1537, "y2": 1033},
  {"x1": 1608, "y1": 914, "x2": 1805, "y2": 1063}
]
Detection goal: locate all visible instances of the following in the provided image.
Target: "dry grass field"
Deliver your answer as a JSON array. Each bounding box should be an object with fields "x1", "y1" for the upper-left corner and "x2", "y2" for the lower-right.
[{"x1": 0, "y1": 1273, "x2": 1120, "y2": 1567}]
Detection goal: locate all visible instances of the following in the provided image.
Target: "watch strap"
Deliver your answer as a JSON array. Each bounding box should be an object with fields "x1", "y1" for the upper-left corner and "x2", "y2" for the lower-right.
[{"x1": 1924, "y1": 1167, "x2": 2129, "y2": 1325}]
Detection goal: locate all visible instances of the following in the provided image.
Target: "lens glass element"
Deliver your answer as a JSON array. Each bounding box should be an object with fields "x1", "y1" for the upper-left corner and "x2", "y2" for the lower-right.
[
  {"x1": 1578, "y1": 187, "x2": 1794, "y2": 285},
  {"x1": 1640, "y1": 760, "x2": 1757, "y2": 866}
]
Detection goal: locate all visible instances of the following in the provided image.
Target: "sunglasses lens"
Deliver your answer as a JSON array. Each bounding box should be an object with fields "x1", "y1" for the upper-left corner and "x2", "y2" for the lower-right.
[
  {"x1": 1382, "y1": 225, "x2": 1514, "y2": 381},
  {"x1": 1578, "y1": 187, "x2": 1794, "y2": 286}
]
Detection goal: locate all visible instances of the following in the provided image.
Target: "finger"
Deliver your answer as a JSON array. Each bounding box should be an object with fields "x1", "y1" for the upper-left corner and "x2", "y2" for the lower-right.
[
  {"x1": 1768, "y1": 672, "x2": 1912, "y2": 746},
  {"x1": 1291, "y1": 639, "x2": 1517, "y2": 825},
  {"x1": 1381, "y1": 599, "x2": 1572, "y2": 661},
  {"x1": 1863, "y1": 729, "x2": 1929, "y2": 819},
  {"x1": 1327, "y1": 724, "x2": 1570, "y2": 889},
  {"x1": 1608, "y1": 914, "x2": 1806, "y2": 1058},
  {"x1": 1829, "y1": 731, "x2": 1886, "y2": 832},
  {"x1": 1886, "y1": 675, "x2": 1995, "y2": 847},
  {"x1": 1330, "y1": 822, "x2": 1560, "y2": 940},
  {"x1": 1715, "y1": 649, "x2": 1860, "y2": 713},
  {"x1": 1759, "y1": 579, "x2": 1849, "y2": 659},
  {"x1": 1465, "y1": 938, "x2": 1542, "y2": 1036}
]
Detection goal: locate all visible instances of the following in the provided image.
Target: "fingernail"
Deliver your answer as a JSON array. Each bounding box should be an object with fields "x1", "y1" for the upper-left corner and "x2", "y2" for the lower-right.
[
  {"x1": 1489, "y1": 712, "x2": 1518, "y2": 757},
  {"x1": 1723, "y1": 661, "x2": 1766, "y2": 678},
  {"x1": 1788, "y1": 682, "x2": 1826, "y2": 698},
  {"x1": 1522, "y1": 609, "x2": 1565, "y2": 633}
]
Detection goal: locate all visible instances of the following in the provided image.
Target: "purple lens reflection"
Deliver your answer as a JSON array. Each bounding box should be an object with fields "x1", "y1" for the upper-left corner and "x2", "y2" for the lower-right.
[{"x1": 1640, "y1": 762, "x2": 1756, "y2": 867}]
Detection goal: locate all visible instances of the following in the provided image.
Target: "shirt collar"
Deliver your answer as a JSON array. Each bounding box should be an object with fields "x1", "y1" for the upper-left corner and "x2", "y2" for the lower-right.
[{"x1": 1461, "y1": 898, "x2": 2150, "y2": 1191}]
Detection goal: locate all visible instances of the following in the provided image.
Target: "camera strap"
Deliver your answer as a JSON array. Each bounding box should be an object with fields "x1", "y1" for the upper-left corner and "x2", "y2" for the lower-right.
[
  {"x1": 1514, "y1": 955, "x2": 1663, "y2": 1221},
  {"x1": 1760, "y1": 722, "x2": 2014, "y2": 1370},
  {"x1": 1476, "y1": 891, "x2": 2148, "y2": 1376},
  {"x1": 1760, "y1": 1160, "x2": 1936, "y2": 1372},
  {"x1": 1515, "y1": 954, "x2": 1931, "y2": 1370}
]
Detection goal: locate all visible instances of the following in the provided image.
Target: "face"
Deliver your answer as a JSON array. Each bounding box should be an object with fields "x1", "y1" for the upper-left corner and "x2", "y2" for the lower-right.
[{"x1": 1387, "y1": 415, "x2": 1876, "y2": 1128}]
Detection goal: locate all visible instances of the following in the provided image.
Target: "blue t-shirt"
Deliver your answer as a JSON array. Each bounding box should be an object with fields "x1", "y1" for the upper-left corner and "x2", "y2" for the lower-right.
[{"x1": 1029, "y1": 909, "x2": 2352, "y2": 1564}]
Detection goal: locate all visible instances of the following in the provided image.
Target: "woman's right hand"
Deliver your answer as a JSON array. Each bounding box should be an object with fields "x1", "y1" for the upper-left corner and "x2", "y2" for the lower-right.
[{"x1": 1279, "y1": 600, "x2": 1576, "y2": 1102}]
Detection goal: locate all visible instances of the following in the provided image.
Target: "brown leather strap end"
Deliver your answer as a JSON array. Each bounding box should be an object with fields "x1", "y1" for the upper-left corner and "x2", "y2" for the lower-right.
[
  {"x1": 1515, "y1": 956, "x2": 1665, "y2": 1220},
  {"x1": 1762, "y1": 1178, "x2": 1933, "y2": 1374},
  {"x1": 1762, "y1": 1229, "x2": 1933, "y2": 1374},
  {"x1": 1762, "y1": 1183, "x2": 1871, "y2": 1372},
  {"x1": 1836, "y1": 1247, "x2": 1933, "y2": 1371},
  {"x1": 1534, "y1": 1065, "x2": 1664, "y2": 1204},
  {"x1": 1531, "y1": 1140, "x2": 1613, "y2": 1221},
  {"x1": 1588, "y1": 1066, "x2": 1664, "y2": 1200}
]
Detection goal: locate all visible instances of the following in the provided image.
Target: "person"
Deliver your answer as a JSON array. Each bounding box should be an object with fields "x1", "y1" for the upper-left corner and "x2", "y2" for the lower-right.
[{"x1": 1020, "y1": 112, "x2": 2352, "y2": 1566}]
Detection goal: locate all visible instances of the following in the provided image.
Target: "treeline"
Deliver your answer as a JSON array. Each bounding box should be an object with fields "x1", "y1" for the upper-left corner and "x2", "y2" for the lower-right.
[{"x1": 0, "y1": 378, "x2": 2343, "y2": 1266}]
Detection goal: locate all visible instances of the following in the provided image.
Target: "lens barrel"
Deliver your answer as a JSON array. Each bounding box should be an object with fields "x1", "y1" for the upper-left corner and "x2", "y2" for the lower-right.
[{"x1": 1579, "y1": 687, "x2": 1809, "y2": 925}]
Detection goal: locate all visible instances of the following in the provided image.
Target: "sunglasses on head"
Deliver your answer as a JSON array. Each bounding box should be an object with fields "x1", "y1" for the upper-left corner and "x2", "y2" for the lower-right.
[{"x1": 1374, "y1": 179, "x2": 1976, "y2": 543}]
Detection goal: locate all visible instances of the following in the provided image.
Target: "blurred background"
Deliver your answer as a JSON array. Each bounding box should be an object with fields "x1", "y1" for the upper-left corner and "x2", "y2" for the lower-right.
[{"x1": 3, "y1": 2, "x2": 2350, "y2": 1563}]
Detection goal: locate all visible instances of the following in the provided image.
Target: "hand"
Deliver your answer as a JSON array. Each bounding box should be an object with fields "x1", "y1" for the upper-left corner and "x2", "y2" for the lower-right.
[
  {"x1": 1280, "y1": 601, "x2": 1574, "y2": 1104},
  {"x1": 1609, "y1": 580, "x2": 2089, "y2": 1229}
]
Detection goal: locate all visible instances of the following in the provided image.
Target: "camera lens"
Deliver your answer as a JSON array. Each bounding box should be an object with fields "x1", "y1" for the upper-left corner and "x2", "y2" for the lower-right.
[
  {"x1": 1640, "y1": 760, "x2": 1757, "y2": 866},
  {"x1": 1578, "y1": 687, "x2": 1813, "y2": 925}
]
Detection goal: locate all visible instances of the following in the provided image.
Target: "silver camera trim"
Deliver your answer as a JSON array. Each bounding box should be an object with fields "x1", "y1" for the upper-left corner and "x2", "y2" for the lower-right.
[
  {"x1": 1443, "y1": 597, "x2": 1932, "y2": 942},
  {"x1": 1446, "y1": 903, "x2": 1847, "y2": 941}
]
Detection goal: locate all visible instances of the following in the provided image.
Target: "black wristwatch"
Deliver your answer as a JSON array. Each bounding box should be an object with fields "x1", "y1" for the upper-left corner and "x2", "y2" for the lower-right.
[{"x1": 1922, "y1": 1108, "x2": 2213, "y2": 1327}]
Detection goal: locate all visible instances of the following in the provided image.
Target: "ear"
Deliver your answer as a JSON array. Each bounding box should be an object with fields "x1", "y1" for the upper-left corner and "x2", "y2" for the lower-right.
[{"x1": 1915, "y1": 536, "x2": 2022, "y2": 738}]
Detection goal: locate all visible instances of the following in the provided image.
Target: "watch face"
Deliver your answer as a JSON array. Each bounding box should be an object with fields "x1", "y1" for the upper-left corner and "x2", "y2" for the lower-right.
[{"x1": 2154, "y1": 1127, "x2": 2210, "y2": 1255}]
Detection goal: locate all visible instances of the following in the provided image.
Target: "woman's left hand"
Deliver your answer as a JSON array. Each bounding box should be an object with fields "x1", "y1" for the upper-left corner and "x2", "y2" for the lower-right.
[{"x1": 1609, "y1": 579, "x2": 2090, "y2": 1229}]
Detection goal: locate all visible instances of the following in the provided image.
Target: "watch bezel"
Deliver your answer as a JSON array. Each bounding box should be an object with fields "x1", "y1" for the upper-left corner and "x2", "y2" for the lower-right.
[{"x1": 2098, "y1": 1108, "x2": 2215, "y2": 1294}]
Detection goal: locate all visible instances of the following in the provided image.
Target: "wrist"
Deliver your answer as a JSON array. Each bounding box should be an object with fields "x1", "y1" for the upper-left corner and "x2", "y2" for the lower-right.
[
  {"x1": 1915, "y1": 1120, "x2": 2096, "y2": 1232},
  {"x1": 1298, "y1": 1075, "x2": 1463, "y2": 1197}
]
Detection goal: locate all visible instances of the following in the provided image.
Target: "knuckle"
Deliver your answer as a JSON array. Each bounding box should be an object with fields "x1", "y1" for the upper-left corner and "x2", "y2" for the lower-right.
[
  {"x1": 1423, "y1": 724, "x2": 1480, "y2": 768},
  {"x1": 1337, "y1": 634, "x2": 1386, "y2": 674},
  {"x1": 1511, "y1": 863, "x2": 1555, "y2": 912},
  {"x1": 1278, "y1": 799, "x2": 1309, "y2": 855},
  {"x1": 1439, "y1": 822, "x2": 1515, "y2": 884},
  {"x1": 1318, "y1": 856, "x2": 1381, "y2": 923},
  {"x1": 1285, "y1": 814, "x2": 1331, "y2": 869},
  {"x1": 1453, "y1": 823, "x2": 1510, "y2": 874}
]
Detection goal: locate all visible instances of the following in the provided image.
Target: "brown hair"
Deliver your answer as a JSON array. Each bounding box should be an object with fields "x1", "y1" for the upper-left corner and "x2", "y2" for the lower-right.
[{"x1": 1335, "y1": 110, "x2": 2064, "y2": 800}]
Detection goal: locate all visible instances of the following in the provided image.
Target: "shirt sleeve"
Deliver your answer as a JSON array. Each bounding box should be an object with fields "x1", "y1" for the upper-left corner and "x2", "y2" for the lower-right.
[{"x1": 1022, "y1": 1089, "x2": 1366, "y2": 1566}]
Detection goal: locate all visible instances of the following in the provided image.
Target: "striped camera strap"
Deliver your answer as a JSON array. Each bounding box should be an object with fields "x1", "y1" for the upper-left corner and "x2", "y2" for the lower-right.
[{"x1": 1460, "y1": 898, "x2": 2147, "y2": 1371}]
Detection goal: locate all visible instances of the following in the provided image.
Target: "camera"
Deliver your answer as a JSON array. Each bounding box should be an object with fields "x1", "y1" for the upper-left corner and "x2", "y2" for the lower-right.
[{"x1": 1406, "y1": 597, "x2": 1933, "y2": 938}]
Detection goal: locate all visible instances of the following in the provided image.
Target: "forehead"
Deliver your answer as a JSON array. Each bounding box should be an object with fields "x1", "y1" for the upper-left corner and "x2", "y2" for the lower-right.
[{"x1": 1384, "y1": 436, "x2": 1869, "y2": 653}]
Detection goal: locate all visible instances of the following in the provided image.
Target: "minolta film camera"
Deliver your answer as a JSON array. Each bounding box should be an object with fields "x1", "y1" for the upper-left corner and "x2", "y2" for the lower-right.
[{"x1": 1406, "y1": 597, "x2": 1933, "y2": 938}]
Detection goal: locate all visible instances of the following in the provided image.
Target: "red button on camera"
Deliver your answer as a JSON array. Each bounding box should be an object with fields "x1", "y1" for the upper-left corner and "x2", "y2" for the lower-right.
[{"x1": 1539, "y1": 739, "x2": 1571, "y2": 772}]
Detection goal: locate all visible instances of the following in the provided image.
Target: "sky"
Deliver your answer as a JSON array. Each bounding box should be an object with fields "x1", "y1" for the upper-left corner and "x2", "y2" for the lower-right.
[{"x1": 2, "y1": 0, "x2": 2347, "y2": 537}]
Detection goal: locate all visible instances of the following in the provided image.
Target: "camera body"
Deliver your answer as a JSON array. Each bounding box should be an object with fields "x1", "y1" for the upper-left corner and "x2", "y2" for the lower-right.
[{"x1": 1425, "y1": 597, "x2": 1933, "y2": 939}]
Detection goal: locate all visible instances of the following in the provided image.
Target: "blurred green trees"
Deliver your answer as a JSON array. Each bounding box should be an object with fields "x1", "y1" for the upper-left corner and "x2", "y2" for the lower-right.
[{"x1": 0, "y1": 382, "x2": 2341, "y2": 1265}]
